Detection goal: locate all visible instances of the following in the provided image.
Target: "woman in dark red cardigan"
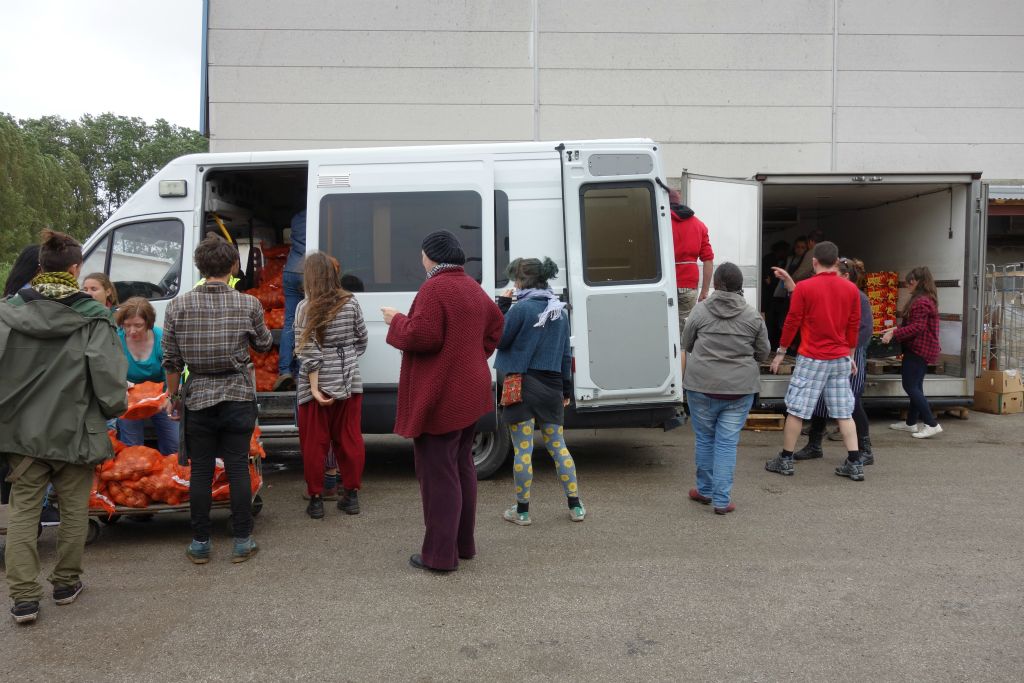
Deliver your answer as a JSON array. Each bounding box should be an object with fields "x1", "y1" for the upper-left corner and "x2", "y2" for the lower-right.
[{"x1": 382, "y1": 230, "x2": 504, "y2": 572}]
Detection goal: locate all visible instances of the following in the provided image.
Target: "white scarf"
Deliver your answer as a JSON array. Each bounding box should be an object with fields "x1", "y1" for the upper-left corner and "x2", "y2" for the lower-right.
[{"x1": 516, "y1": 288, "x2": 566, "y2": 327}]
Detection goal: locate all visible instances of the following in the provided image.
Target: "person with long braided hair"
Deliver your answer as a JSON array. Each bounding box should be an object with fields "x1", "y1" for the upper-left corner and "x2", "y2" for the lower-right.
[{"x1": 295, "y1": 251, "x2": 368, "y2": 520}]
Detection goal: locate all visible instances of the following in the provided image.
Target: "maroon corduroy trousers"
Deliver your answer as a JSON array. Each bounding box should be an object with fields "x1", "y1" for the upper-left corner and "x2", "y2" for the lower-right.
[{"x1": 413, "y1": 425, "x2": 477, "y2": 569}]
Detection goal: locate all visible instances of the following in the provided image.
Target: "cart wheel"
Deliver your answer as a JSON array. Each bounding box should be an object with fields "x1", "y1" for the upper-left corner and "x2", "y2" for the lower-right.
[
  {"x1": 101, "y1": 514, "x2": 121, "y2": 525},
  {"x1": 251, "y1": 494, "x2": 263, "y2": 517},
  {"x1": 85, "y1": 519, "x2": 101, "y2": 545}
]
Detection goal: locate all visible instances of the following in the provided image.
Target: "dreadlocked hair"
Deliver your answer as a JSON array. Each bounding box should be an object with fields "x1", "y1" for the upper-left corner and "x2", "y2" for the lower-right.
[{"x1": 297, "y1": 251, "x2": 352, "y2": 352}]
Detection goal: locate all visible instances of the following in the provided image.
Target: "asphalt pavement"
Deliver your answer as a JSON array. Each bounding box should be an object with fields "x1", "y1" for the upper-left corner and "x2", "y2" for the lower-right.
[{"x1": 1, "y1": 411, "x2": 1022, "y2": 682}]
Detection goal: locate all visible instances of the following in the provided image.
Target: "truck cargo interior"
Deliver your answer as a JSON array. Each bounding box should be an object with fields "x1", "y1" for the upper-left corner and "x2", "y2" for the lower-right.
[
  {"x1": 760, "y1": 181, "x2": 970, "y2": 386},
  {"x1": 202, "y1": 166, "x2": 308, "y2": 262}
]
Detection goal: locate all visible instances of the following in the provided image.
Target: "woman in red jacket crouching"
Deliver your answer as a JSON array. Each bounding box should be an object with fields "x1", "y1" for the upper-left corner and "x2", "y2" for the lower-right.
[{"x1": 382, "y1": 230, "x2": 504, "y2": 572}]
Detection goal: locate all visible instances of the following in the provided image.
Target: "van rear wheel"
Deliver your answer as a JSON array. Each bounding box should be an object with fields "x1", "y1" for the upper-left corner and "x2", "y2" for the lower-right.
[{"x1": 473, "y1": 427, "x2": 512, "y2": 480}]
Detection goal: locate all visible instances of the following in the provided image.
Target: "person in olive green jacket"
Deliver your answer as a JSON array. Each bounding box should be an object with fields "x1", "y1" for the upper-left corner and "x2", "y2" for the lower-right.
[{"x1": 0, "y1": 229, "x2": 128, "y2": 625}]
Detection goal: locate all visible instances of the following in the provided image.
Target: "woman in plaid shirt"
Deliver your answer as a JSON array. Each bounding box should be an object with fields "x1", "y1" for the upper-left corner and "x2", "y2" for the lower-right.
[{"x1": 882, "y1": 266, "x2": 942, "y2": 439}]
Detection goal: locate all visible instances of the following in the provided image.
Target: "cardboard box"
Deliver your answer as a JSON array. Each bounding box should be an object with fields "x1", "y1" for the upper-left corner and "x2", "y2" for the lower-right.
[
  {"x1": 977, "y1": 370, "x2": 1024, "y2": 394},
  {"x1": 973, "y1": 390, "x2": 1024, "y2": 415}
]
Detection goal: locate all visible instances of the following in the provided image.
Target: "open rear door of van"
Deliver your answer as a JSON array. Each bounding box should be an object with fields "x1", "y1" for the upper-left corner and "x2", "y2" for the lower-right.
[
  {"x1": 680, "y1": 173, "x2": 762, "y2": 307},
  {"x1": 558, "y1": 141, "x2": 682, "y2": 410}
]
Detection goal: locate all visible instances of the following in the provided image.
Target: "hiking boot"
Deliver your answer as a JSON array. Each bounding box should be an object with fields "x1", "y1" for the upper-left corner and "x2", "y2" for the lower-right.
[
  {"x1": 794, "y1": 429, "x2": 824, "y2": 460},
  {"x1": 306, "y1": 494, "x2": 324, "y2": 519},
  {"x1": 860, "y1": 437, "x2": 875, "y2": 466},
  {"x1": 765, "y1": 454, "x2": 795, "y2": 476},
  {"x1": 186, "y1": 539, "x2": 211, "y2": 564},
  {"x1": 11, "y1": 601, "x2": 39, "y2": 624},
  {"x1": 503, "y1": 506, "x2": 531, "y2": 526},
  {"x1": 835, "y1": 458, "x2": 865, "y2": 482},
  {"x1": 53, "y1": 581, "x2": 84, "y2": 606},
  {"x1": 231, "y1": 537, "x2": 259, "y2": 563},
  {"x1": 889, "y1": 422, "x2": 918, "y2": 433},
  {"x1": 302, "y1": 486, "x2": 339, "y2": 501},
  {"x1": 912, "y1": 423, "x2": 943, "y2": 439},
  {"x1": 714, "y1": 502, "x2": 736, "y2": 515},
  {"x1": 688, "y1": 488, "x2": 712, "y2": 505},
  {"x1": 272, "y1": 373, "x2": 295, "y2": 392},
  {"x1": 569, "y1": 505, "x2": 586, "y2": 522},
  {"x1": 337, "y1": 488, "x2": 360, "y2": 515}
]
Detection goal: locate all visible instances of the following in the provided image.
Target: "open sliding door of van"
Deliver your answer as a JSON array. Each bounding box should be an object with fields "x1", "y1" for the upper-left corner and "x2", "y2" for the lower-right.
[
  {"x1": 680, "y1": 173, "x2": 762, "y2": 307},
  {"x1": 558, "y1": 141, "x2": 682, "y2": 410}
]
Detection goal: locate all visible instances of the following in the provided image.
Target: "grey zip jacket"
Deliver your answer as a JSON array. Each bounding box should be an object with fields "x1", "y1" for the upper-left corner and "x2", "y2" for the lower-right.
[
  {"x1": 682, "y1": 290, "x2": 771, "y2": 396},
  {"x1": 0, "y1": 290, "x2": 128, "y2": 465}
]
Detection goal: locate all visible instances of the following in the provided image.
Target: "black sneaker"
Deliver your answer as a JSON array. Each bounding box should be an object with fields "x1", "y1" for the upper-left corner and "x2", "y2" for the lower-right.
[
  {"x1": 765, "y1": 454, "x2": 795, "y2": 476},
  {"x1": 306, "y1": 495, "x2": 324, "y2": 519},
  {"x1": 835, "y1": 458, "x2": 865, "y2": 482},
  {"x1": 11, "y1": 601, "x2": 39, "y2": 624},
  {"x1": 793, "y1": 443, "x2": 823, "y2": 460},
  {"x1": 53, "y1": 581, "x2": 83, "y2": 605},
  {"x1": 39, "y1": 505, "x2": 61, "y2": 525},
  {"x1": 861, "y1": 453, "x2": 875, "y2": 466},
  {"x1": 337, "y1": 488, "x2": 360, "y2": 515}
]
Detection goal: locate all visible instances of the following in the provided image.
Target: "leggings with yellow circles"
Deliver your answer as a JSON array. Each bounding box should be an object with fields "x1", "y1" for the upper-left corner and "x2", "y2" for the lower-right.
[{"x1": 509, "y1": 419, "x2": 579, "y2": 503}]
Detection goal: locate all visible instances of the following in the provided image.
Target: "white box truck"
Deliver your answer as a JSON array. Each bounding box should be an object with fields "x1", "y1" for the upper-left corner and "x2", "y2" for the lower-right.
[
  {"x1": 79, "y1": 139, "x2": 686, "y2": 478},
  {"x1": 681, "y1": 171, "x2": 987, "y2": 409}
]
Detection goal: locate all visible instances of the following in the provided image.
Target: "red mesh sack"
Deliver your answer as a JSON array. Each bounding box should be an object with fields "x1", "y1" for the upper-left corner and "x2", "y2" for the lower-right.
[
  {"x1": 120, "y1": 381, "x2": 168, "y2": 421},
  {"x1": 100, "y1": 445, "x2": 164, "y2": 482}
]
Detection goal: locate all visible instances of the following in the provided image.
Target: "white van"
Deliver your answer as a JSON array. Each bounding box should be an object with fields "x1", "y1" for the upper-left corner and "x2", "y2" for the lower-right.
[
  {"x1": 682, "y1": 171, "x2": 987, "y2": 409},
  {"x1": 80, "y1": 139, "x2": 685, "y2": 477}
]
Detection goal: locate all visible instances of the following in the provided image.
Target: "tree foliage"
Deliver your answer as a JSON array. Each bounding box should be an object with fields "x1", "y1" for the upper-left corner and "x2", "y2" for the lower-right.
[{"x1": 0, "y1": 112, "x2": 207, "y2": 276}]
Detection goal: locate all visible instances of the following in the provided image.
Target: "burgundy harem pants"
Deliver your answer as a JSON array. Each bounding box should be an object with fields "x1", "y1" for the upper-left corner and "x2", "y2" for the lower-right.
[
  {"x1": 298, "y1": 394, "x2": 365, "y2": 496},
  {"x1": 413, "y1": 424, "x2": 478, "y2": 570}
]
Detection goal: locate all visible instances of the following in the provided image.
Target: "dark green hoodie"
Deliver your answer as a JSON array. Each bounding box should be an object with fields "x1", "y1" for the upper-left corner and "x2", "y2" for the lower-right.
[{"x1": 0, "y1": 289, "x2": 128, "y2": 465}]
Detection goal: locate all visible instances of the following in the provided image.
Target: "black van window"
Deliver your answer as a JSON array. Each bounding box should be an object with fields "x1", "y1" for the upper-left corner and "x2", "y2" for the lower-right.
[
  {"x1": 82, "y1": 218, "x2": 185, "y2": 301},
  {"x1": 579, "y1": 182, "x2": 659, "y2": 285},
  {"x1": 495, "y1": 190, "x2": 510, "y2": 288},
  {"x1": 319, "y1": 191, "x2": 483, "y2": 292}
]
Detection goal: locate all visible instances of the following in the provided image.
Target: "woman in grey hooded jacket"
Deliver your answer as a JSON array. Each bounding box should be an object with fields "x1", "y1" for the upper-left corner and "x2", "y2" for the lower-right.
[{"x1": 682, "y1": 262, "x2": 771, "y2": 514}]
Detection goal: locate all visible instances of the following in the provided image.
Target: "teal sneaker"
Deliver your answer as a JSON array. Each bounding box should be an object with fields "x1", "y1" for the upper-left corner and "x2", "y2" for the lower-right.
[
  {"x1": 502, "y1": 506, "x2": 531, "y2": 526},
  {"x1": 186, "y1": 539, "x2": 211, "y2": 565},
  {"x1": 231, "y1": 537, "x2": 259, "y2": 563},
  {"x1": 569, "y1": 505, "x2": 586, "y2": 522}
]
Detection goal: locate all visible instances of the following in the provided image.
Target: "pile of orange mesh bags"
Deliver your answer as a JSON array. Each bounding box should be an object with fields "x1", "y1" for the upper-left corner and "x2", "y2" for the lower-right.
[
  {"x1": 866, "y1": 271, "x2": 900, "y2": 334},
  {"x1": 245, "y1": 243, "x2": 288, "y2": 332},
  {"x1": 89, "y1": 428, "x2": 265, "y2": 516}
]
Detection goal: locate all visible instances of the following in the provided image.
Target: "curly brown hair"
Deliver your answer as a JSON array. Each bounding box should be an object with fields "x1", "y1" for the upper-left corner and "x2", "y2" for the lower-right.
[
  {"x1": 297, "y1": 251, "x2": 352, "y2": 351},
  {"x1": 194, "y1": 234, "x2": 238, "y2": 278}
]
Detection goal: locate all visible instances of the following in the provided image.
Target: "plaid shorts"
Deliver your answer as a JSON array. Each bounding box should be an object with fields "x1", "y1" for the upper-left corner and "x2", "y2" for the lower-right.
[{"x1": 785, "y1": 355, "x2": 855, "y2": 420}]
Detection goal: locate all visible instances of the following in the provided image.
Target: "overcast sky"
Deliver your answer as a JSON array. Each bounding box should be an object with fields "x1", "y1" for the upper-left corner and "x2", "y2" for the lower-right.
[{"x1": 0, "y1": 0, "x2": 203, "y2": 129}]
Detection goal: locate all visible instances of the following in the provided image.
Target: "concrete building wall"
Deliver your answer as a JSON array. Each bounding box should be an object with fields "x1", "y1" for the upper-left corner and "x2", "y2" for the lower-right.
[{"x1": 206, "y1": 0, "x2": 1024, "y2": 179}]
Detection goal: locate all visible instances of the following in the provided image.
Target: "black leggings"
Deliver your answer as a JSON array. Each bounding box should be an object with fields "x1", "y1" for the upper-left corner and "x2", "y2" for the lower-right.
[
  {"x1": 810, "y1": 393, "x2": 869, "y2": 442},
  {"x1": 901, "y1": 351, "x2": 937, "y2": 427}
]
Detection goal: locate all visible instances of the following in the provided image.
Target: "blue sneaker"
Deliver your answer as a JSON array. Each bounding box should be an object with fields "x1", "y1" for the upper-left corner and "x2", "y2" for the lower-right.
[
  {"x1": 186, "y1": 539, "x2": 211, "y2": 565},
  {"x1": 231, "y1": 537, "x2": 259, "y2": 563}
]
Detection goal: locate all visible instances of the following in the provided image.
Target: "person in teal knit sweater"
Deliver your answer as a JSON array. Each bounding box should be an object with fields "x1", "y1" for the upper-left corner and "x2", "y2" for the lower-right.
[{"x1": 494, "y1": 257, "x2": 583, "y2": 525}]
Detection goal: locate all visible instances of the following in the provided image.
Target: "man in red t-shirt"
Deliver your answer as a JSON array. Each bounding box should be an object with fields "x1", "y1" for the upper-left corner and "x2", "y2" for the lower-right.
[
  {"x1": 669, "y1": 188, "x2": 714, "y2": 334},
  {"x1": 765, "y1": 241, "x2": 867, "y2": 481}
]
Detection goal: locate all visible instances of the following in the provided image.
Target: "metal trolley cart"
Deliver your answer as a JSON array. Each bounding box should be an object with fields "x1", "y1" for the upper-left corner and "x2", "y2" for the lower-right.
[{"x1": 85, "y1": 455, "x2": 264, "y2": 545}]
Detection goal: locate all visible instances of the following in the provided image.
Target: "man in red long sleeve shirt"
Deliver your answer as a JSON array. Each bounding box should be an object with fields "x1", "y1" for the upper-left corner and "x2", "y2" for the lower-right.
[
  {"x1": 765, "y1": 241, "x2": 867, "y2": 481},
  {"x1": 669, "y1": 188, "x2": 714, "y2": 332}
]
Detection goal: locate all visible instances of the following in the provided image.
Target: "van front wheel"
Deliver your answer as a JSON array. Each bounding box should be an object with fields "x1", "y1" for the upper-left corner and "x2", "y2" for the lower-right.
[{"x1": 473, "y1": 427, "x2": 512, "y2": 480}]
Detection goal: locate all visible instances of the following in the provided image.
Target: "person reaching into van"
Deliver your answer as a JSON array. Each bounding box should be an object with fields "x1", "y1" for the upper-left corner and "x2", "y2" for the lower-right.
[
  {"x1": 82, "y1": 273, "x2": 119, "y2": 310},
  {"x1": 682, "y1": 263, "x2": 770, "y2": 514},
  {"x1": 115, "y1": 297, "x2": 179, "y2": 456},
  {"x1": 275, "y1": 209, "x2": 307, "y2": 391},
  {"x1": 782, "y1": 258, "x2": 875, "y2": 464},
  {"x1": 882, "y1": 266, "x2": 942, "y2": 439},
  {"x1": 0, "y1": 229, "x2": 128, "y2": 625},
  {"x1": 382, "y1": 230, "x2": 504, "y2": 573},
  {"x1": 669, "y1": 187, "x2": 714, "y2": 330},
  {"x1": 494, "y1": 257, "x2": 582, "y2": 525},
  {"x1": 295, "y1": 252, "x2": 368, "y2": 520}
]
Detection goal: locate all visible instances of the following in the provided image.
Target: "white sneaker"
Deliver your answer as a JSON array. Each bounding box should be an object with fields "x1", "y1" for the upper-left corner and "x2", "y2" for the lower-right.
[
  {"x1": 912, "y1": 423, "x2": 943, "y2": 439},
  {"x1": 889, "y1": 422, "x2": 919, "y2": 433}
]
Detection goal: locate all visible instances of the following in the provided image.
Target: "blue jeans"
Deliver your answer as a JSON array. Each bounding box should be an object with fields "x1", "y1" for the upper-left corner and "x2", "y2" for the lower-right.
[
  {"x1": 687, "y1": 391, "x2": 755, "y2": 509},
  {"x1": 279, "y1": 270, "x2": 304, "y2": 376},
  {"x1": 118, "y1": 410, "x2": 180, "y2": 455}
]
